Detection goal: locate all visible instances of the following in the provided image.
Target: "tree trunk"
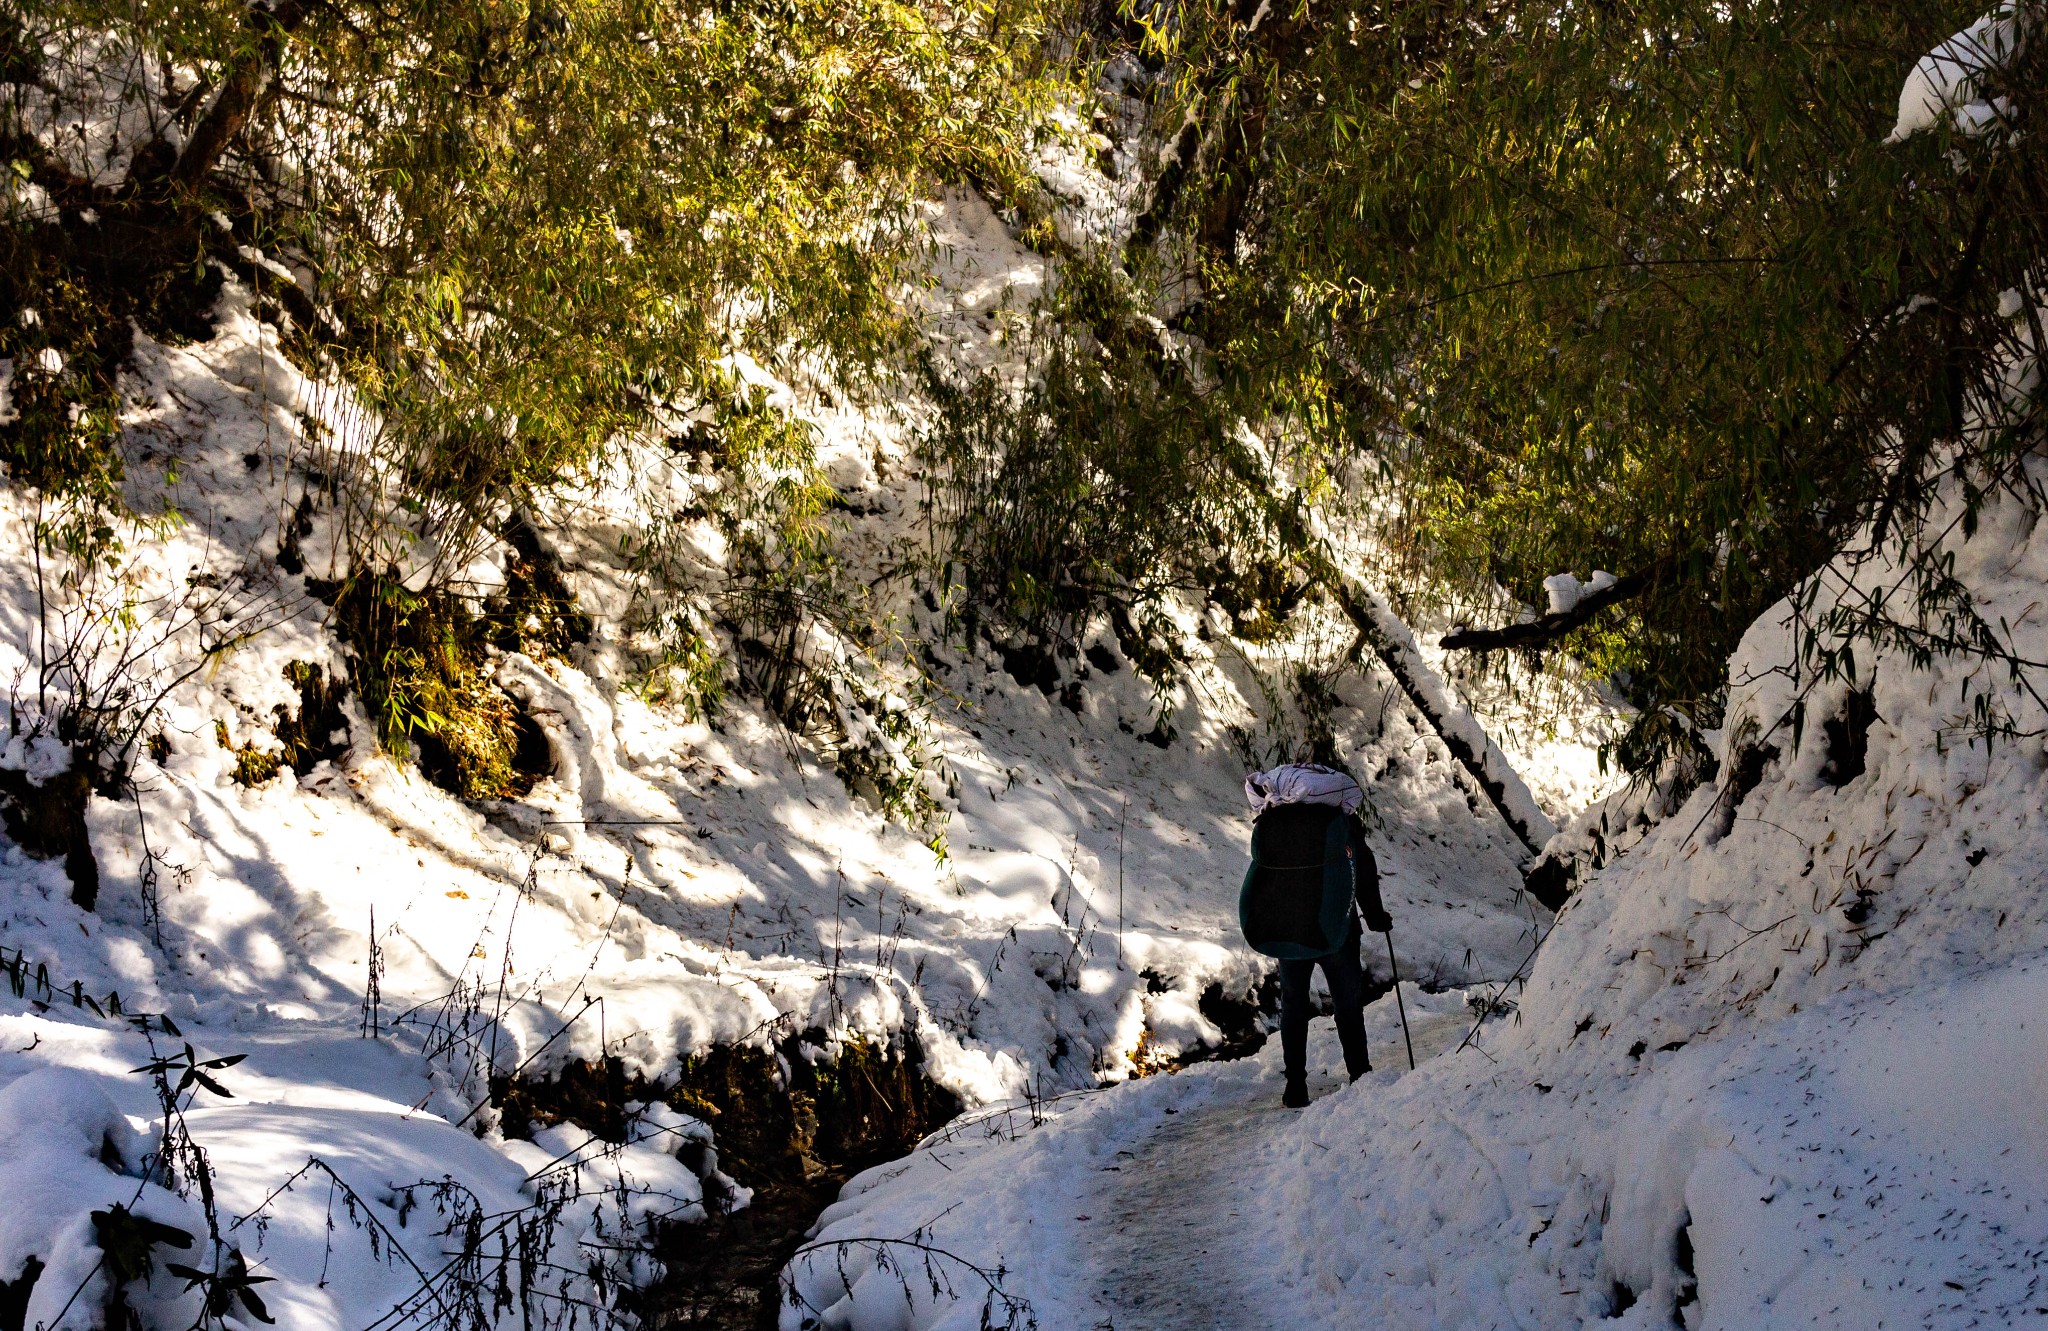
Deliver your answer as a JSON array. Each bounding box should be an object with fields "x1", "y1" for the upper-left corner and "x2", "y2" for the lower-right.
[
  {"x1": 1322, "y1": 565, "x2": 1558, "y2": 858},
  {"x1": 156, "y1": 0, "x2": 311, "y2": 195},
  {"x1": 1113, "y1": 5, "x2": 1556, "y2": 860},
  {"x1": 1226, "y1": 450, "x2": 1557, "y2": 859}
]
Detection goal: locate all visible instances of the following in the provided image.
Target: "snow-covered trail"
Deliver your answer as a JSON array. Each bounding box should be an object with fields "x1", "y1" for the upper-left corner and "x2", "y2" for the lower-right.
[
  {"x1": 1087, "y1": 988, "x2": 1480, "y2": 1329},
  {"x1": 1088, "y1": 1080, "x2": 1297, "y2": 1328},
  {"x1": 793, "y1": 982, "x2": 1490, "y2": 1329}
]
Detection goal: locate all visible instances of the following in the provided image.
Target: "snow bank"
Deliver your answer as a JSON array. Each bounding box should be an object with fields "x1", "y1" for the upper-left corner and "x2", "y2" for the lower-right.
[
  {"x1": 0, "y1": 1010, "x2": 753, "y2": 1329},
  {"x1": 789, "y1": 463, "x2": 2048, "y2": 1329},
  {"x1": 0, "y1": 182, "x2": 1608, "y2": 1326}
]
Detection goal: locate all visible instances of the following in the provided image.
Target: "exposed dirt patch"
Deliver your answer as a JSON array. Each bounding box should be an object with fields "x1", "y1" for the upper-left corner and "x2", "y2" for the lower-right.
[
  {"x1": 1821, "y1": 689, "x2": 1877, "y2": 788},
  {"x1": 495, "y1": 1032, "x2": 961, "y2": 1330},
  {"x1": 0, "y1": 761, "x2": 98, "y2": 909},
  {"x1": 0, "y1": 1255, "x2": 43, "y2": 1331},
  {"x1": 1130, "y1": 974, "x2": 1284, "y2": 1078},
  {"x1": 272, "y1": 660, "x2": 350, "y2": 775}
]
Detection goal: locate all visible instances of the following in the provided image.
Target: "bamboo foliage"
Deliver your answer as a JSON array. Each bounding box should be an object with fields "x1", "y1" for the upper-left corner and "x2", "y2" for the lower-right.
[
  {"x1": 4, "y1": 0, "x2": 1063, "y2": 557},
  {"x1": 975, "y1": 0, "x2": 2048, "y2": 770}
]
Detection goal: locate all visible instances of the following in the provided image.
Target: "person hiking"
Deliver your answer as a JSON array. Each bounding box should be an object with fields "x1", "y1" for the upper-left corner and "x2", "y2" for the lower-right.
[{"x1": 1238, "y1": 763, "x2": 1394, "y2": 1108}]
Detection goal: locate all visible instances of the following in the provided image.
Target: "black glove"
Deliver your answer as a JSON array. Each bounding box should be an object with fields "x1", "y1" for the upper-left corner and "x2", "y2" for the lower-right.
[{"x1": 1364, "y1": 907, "x2": 1393, "y2": 934}]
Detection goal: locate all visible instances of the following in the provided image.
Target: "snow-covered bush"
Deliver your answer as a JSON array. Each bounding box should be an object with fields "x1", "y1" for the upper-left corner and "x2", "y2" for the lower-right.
[{"x1": 824, "y1": 667, "x2": 955, "y2": 851}]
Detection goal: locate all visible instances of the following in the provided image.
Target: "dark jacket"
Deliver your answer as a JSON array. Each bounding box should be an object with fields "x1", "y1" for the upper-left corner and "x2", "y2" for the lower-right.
[{"x1": 1346, "y1": 814, "x2": 1393, "y2": 934}]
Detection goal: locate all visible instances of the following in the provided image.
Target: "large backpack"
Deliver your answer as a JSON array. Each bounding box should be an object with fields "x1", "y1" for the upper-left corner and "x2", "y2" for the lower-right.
[{"x1": 1238, "y1": 802, "x2": 1359, "y2": 959}]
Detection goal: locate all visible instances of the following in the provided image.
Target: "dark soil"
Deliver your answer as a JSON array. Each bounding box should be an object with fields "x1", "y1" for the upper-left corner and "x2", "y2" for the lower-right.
[
  {"x1": 495, "y1": 1033, "x2": 961, "y2": 1331},
  {"x1": 0, "y1": 763, "x2": 98, "y2": 909},
  {"x1": 647, "y1": 1173, "x2": 847, "y2": 1328}
]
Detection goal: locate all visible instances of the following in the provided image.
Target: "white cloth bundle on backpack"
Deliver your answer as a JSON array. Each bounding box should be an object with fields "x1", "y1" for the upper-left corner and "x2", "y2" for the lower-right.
[{"x1": 1244, "y1": 763, "x2": 1364, "y2": 817}]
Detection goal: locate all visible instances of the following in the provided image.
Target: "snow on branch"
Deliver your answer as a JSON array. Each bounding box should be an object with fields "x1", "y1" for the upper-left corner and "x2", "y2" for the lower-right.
[
  {"x1": 1439, "y1": 561, "x2": 1670, "y2": 654},
  {"x1": 1886, "y1": 5, "x2": 2028, "y2": 144},
  {"x1": 1318, "y1": 564, "x2": 1559, "y2": 857}
]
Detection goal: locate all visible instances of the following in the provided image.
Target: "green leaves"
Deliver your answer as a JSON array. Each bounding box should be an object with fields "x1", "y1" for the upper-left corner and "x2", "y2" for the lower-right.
[
  {"x1": 12, "y1": 0, "x2": 1069, "y2": 758},
  {"x1": 1124, "y1": 0, "x2": 2048, "y2": 766},
  {"x1": 266, "y1": 0, "x2": 1037, "y2": 469}
]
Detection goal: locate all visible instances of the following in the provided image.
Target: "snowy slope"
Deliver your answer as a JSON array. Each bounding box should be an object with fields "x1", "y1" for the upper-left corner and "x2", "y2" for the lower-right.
[
  {"x1": 9, "y1": 17, "x2": 2033, "y2": 1331},
  {"x1": 0, "y1": 192, "x2": 1617, "y2": 1326},
  {"x1": 790, "y1": 467, "x2": 2048, "y2": 1331}
]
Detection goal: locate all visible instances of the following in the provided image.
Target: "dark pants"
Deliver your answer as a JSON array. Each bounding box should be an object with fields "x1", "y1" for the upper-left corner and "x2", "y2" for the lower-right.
[{"x1": 1278, "y1": 928, "x2": 1370, "y2": 1082}]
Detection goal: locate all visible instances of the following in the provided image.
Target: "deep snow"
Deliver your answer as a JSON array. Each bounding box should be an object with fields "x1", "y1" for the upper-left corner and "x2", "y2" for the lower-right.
[
  {"x1": 0, "y1": 188, "x2": 1619, "y2": 1327},
  {"x1": 12, "y1": 17, "x2": 2032, "y2": 1331},
  {"x1": 788, "y1": 468, "x2": 2048, "y2": 1331}
]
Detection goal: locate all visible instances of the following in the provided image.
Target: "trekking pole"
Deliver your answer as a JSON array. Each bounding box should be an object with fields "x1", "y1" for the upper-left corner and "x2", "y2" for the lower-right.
[
  {"x1": 1116, "y1": 795, "x2": 1127, "y2": 970},
  {"x1": 1384, "y1": 930, "x2": 1416, "y2": 1071}
]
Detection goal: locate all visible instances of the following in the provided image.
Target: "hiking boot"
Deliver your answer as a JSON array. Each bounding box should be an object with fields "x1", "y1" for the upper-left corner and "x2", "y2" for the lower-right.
[
  {"x1": 1282, "y1": 1076, "x2": 1309, "y2": 1108},
  {"x1": 1348, "y1": 1061, "x2": 1372, "y2": 1082}
]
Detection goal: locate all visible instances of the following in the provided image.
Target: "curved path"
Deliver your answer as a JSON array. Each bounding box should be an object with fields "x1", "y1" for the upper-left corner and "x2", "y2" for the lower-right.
[{"x1": 1084, "y1": 995, "x2": 1473, "y2": 1330}]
